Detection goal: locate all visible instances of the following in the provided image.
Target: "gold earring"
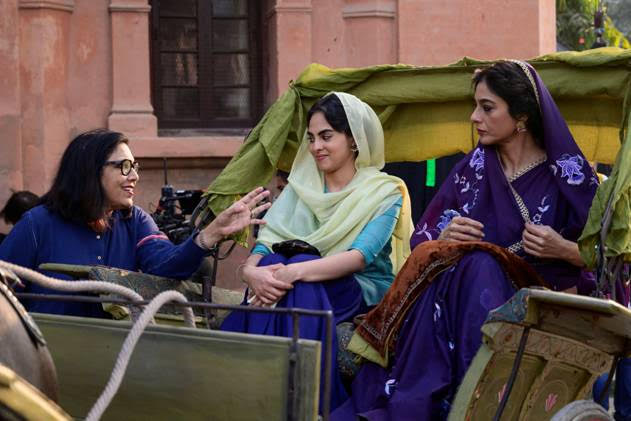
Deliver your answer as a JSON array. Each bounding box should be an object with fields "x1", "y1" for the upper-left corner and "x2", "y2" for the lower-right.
[{"x1": 516, "y1": 121, "x2": 526, "y2": 132}]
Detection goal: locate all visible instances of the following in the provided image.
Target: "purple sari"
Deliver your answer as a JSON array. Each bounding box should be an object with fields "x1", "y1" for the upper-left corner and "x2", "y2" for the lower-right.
[{"x1": 333, "y1": 63, "x2": 598, "y2": 420}]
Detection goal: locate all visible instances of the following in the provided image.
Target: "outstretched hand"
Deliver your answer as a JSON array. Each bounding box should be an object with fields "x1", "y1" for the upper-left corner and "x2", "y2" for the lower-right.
[{"x1": 198, "y1": 187, "x2": 271, "y2": 248}]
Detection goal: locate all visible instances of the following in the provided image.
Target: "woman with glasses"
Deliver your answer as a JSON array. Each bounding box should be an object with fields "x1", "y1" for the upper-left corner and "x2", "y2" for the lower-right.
[{"x1": 0, "y1": 129, "x2": 270, "y2": 317}]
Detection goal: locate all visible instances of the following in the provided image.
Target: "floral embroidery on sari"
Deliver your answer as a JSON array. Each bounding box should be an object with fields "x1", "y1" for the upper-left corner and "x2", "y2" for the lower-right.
[
  {"x1": 469, "y1": 147, "x2": 485, "y2": 172},
  {"x1": 531, "y1": 195, "x2": 550, "y2": 225},
  {"x1": 556, "y1": 154, "x2": 585, "y2": 185},
  {"x1": 415, "y1": 222, "x2": 433, "y2": 241},
  {"x1": 437, "y1": 209, "x2": 461, "y2": 232},
  {"x1": 452, "y1": 147, "x2": 485, "y2": 217}
]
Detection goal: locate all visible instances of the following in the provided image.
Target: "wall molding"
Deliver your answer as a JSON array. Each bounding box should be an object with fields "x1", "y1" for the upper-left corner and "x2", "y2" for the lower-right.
[
  {"x1": 130, "y1": 137, "x2": 243, "y2": 159},
  {"x1": 18, "y1": 0, "x2": 74, "y2": 12},
  {"x1": 266, "y1": 5, "x2": 312, "y2": 19},
  {"x1": 110, "y1": 107, "x2": 155, "y2": 114},
  {"x1": 342, "y1": 3, "x2": 396, "y2": 19},
  {"x1": 109, "y1": 2, "x2": 151, "y2": 13}
]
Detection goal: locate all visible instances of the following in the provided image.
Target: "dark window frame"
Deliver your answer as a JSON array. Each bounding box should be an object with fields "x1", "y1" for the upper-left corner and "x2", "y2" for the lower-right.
[{"x1": 149, "y1": 0, "x2": 263, "y2": 129}]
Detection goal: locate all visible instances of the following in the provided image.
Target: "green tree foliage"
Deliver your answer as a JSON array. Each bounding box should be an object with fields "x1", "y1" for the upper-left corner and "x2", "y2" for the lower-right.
[{"x1": 557, "y1": 0, "x2": 630, "y2": 50}]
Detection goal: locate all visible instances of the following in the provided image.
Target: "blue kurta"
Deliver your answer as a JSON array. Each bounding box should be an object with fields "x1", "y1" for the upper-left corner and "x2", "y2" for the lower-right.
[
  {"x1": 252, "y1": 198, "x2": 403, "y2": 305},
  {"x1": 0, "y1": 205, "x2": 207, "y2": 317}
]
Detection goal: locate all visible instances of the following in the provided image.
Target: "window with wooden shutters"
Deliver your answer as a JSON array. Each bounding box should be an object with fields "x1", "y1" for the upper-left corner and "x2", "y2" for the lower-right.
[{"x1": 150, "y1": 0, "x2": 262, "y2": 129}]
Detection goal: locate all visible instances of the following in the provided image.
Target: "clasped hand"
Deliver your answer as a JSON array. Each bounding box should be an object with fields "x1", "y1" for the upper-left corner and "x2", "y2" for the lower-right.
[
  {"x1": 522, "y1": 222, "x2": 570, "y2": 260},
  {"x1": 246, "y1": 264, "x2": 300, "y2": 307},
  {"x1": 438, "y1": 216, "x2": 577, "y2": 264},
  {"x1": 439, "y1": 217, "x2": 484, "y2": 241}
]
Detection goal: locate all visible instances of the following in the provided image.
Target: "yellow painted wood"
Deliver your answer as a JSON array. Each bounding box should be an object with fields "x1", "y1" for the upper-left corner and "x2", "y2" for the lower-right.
[
  {"x1": 0, "y1": 364, "x2": 70, "y2": 421},
  {"x1": 450, "y1": 289, "x2": 631, "y2": 421}
]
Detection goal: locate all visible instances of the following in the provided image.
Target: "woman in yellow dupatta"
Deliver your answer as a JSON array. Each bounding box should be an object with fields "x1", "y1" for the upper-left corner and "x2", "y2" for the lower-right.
[{"x1": 221, "y1": 92, "x2": 412, "y2": 411}]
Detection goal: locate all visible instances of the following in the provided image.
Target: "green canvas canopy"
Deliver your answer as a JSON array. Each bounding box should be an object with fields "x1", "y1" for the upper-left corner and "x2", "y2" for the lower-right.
[
  {"x1": 201, "y1": 48, "x2": 631, "y2": 251},
  {"x1": 579, "y1": 110, "x2": 631, "y2": 267}
]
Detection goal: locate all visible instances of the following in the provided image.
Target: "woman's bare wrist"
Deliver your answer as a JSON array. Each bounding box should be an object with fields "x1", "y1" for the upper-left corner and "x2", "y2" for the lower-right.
[
  {"x1": 241, "y1": 265, "x2": 256, "y2": 285},
  {"x1": 563, "y1": 240, "x2": 584, "y2": 267}
]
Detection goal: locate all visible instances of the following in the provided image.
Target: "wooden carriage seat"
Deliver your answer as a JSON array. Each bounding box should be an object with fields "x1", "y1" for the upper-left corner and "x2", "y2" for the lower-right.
[
  {"x1": 32, "y1": 313, "x2": 321, "y2": 421},
  {"x1": 449, "y1": 288, "x2": 631, "y2": 420}
]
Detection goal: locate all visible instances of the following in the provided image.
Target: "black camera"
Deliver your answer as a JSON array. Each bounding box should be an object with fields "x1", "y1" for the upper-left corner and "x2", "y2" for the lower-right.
[{"x1": 150, "y1": 159, "x2": 203, "y2": 244}]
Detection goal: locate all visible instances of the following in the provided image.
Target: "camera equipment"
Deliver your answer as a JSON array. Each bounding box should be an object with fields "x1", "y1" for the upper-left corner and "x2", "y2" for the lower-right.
[
  {"x1": 151, "y1": 159, "x2": 238, "y2": 328},
  {"x1": 150, "y1": 158, "x2": 203, "y2": 244}
]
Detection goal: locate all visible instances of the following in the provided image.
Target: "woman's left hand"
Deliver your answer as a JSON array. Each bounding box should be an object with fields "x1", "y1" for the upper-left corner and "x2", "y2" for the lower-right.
[
  {"x1": 522, "y1": 223, "x2": 571, "y2": 260},
  {"x1": 199, "y1": 187, "x2": 271, "y2": 246},
  {"x1": 248, "y1": 264, "x2": 303, "y2": 307},
  {"x1": 272, "y1": 264, "x2": 302, "y2": 285}
]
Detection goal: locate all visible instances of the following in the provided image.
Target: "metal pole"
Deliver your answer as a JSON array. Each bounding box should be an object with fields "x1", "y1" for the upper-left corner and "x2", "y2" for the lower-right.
[
  {"x1": 493, "y1": 326, "x2": 530, "y2": 421},
  {"x1": 321, "y1": 310, "x2": 334, "y2": 421},
  {"x1": 286, "y1": 312, "x2": 300, "y2": 421},
  {"x1": 598, "y1": 355, "x2": 620, "y2": 404}
]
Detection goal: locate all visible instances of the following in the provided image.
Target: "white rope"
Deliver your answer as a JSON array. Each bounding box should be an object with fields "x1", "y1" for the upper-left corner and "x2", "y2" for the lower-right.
[
  {"x1": 86, "y1": 290, "x2": 196, "y2": 421},
  {"x1": 0, "y1": 260, "x2": 144, "y2": 303},
  {"x1": 0, "y1": 260, "x2": 197, "y2": 419}
]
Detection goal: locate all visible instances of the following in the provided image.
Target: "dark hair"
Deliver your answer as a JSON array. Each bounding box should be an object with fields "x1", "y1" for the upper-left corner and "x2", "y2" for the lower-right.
[
  {"x1": 472, "y1": 62, "x2": 543, "y2": 145},
  {"x1": 0, "y1": 191, "x2": 39, "y2": 225},
  {"x1": 40, "y1": 129, "x2": 129, "y2": 229},
  {"x1": 306, "y1": 94, "x2": 353, "y2": 138}
]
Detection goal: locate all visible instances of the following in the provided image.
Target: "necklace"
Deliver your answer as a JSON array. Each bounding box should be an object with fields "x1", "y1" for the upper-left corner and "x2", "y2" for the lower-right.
[{"x1": 505, "y1": 154, "x2": 547, "y2": 183}]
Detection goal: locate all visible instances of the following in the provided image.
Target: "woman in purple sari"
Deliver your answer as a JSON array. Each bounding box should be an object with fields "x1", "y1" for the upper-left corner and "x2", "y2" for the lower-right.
[{"x1": 333, "y1": 61, "x2": 598, "y2": 420}]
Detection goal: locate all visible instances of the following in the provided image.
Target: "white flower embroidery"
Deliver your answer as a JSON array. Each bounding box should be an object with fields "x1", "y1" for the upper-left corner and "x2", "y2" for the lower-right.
[
  {"x1": 385, "y1": 379, "x2": 397, "y2": 396},
  {"x1": 537, "y1": 196, "x2": 550, "y2": 213},
  {"x1": 433, "y1": 302, "x2": 442, "y2": 322},
  {"x1": 437, "y1": 209, "x2": 461, "y2": 232},
  {"x1": 415, "y1": 222, "x2": 433, "y2": 241},
  {"x1": 469, "y1": 148, "x2": 485, "y2": 172},
  {"x1": 556, "y1": 154, "x2": 585, "y2": 185},
  {"x1": 532, "y1": 195, "x2": 550, "y2": 225}
]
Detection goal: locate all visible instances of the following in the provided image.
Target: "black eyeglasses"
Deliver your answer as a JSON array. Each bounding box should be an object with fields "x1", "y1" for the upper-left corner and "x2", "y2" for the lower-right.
[{"x1": 104, "y1": 159, "x2": 140, "y2": 176}]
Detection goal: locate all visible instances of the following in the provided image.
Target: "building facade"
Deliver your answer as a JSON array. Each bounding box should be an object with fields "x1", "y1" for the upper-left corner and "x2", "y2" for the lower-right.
[{"x1": 0, "y1": 0, "x2": 556, "y2": 283}]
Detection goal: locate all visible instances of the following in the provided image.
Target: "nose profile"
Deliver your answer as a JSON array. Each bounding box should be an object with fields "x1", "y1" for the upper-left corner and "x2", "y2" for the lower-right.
[
  {"x1": 128, "y1": 167, "x2": 139, "y2": 181},
  {"x1": 470, "y1": 107, "x2": 481, "y2": 123}
]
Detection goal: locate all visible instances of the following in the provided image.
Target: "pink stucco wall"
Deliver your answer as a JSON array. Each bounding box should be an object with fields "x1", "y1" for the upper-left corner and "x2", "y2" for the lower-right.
[
  {"x1": 265, "y1": 0, "x2": 555, "y2": 102},
  {"x1": 66, "y1": 0, "x2": 111, "y2": 137},
  {"x1": 0, "y1": 0, "x2": 22, "y2": 215},
  {"x1": 398, "y1": 0, "x2": 556, "y2": 66},
  {"x1": 0, "y1": 0, "x2": 557, "y2": 288}
]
